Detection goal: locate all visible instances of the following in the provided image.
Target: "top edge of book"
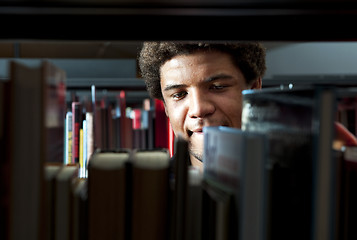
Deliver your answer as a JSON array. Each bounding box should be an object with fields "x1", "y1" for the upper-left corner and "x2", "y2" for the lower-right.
[
  {"x1": 132, "y1": 150, "x2": 170, "y2": 169},
  {"x1": 90, "y1": 152, "x2": 130, "y2": 170}
]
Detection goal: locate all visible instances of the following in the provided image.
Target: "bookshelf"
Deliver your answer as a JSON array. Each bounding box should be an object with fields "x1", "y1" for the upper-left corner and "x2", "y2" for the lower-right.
[
  {"x1": 2, "y1": 1, "x2": 357, "y2": 240},
  {"x1": 1, "y1": 0, "x2": 357, "y2": 41},
  {"x1": 1, "y1": 0, "x2": 357, "y2": 90}
]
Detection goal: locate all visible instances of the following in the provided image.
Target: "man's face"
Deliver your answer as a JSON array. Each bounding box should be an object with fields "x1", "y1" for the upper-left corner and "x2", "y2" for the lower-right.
[{"x1": 160, "y1": 50, "x2": 258, "y2": 163}]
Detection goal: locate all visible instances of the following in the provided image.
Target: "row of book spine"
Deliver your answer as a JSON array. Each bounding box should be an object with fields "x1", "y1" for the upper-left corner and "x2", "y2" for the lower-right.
[
  {"x1": 64, "y1": 89, "x2": 172, "y2": 178},
  {"x1": 3, "y1": 60, "x2": 357, "y2": 240},
  {"x1": 43, "y1": 121, "x2": 357, "y2": 240},
  {"x1": 1, "y1": 60, "x2": 176, "y2": 240},
  {"x1": 43, "y1": 144, "x2": 204, "y2": 240},
  {"x1": 237, "y1": 86, "x2": 357, "y2": 240}
]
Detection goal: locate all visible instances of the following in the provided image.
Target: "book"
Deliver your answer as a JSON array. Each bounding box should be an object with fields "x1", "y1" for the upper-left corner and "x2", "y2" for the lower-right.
[
  {"x1": 43, "y1": 61, "x2": 67, "y2": 163},
  {"x1": 93, "y1": 99, "x2": 103, "y2": 149},
  {"x1": 99, "y1": 98, "x2": 109, "y2": 149},
  {"x1": 72, "y1": 101, "x2": 82, "y2": 164},
  {"x1": 54, "y1": 164, "x2": 79, "y2": 240},
  {"x1": 79, "y1": 121, "x2": 84, "y2": 177},
  {"x1": 130, "y1": 148, "x2": 171, "y2": 240},
  {"x1": 4, "y1": 60, "x2": 66, "y2": 240},
  {"x1": 43, "y1": 162, "x2": 63, "y2": 240},
  {"x1": 90, "y1": 85, "x2": 96, "y2": 147},
  {"x1": 0, "y1": 80, "x2": 8, "y2": 240},
  {"x1": 172, "y1": 136, "x2": 189, "y2": 240},
  {"x1": 71, "y1": 90, "x2": 141, "y2": 155},
  {"x1": 140, "y1": 107, "x2": 149, "y2": 149},
  {"x1": 64, "y1": 111, "x2": 73, "y2": 164},
  {"x1": 118, "y1": 90, "x2": 133, "y2": 149},
  {"x1": 186, "y1": 166, "x2": 203, "y2": 240},
  {"x1": 201, "y1": 179, "x2": 234, "y2": 240},
  {"x1": 105, "y1": 100, "x2": 114, "y2": 149},
  {"x1": 7, "y1": 61, "x2": 45, "y2": 240},
  {"x1": 334, "y1": 148, "x2": 345, "y2": 240},
  {"x1": 132, "y1": 108, "x2": 143, "y2": 149},
  {"x1": 339, "y1": 145, "x2": 357, "y2": 240},
  {"x1": 203, "y1": 126, "x2": 267, "y2": 240},
  {"x1": 241, "y1": 86, "x2": 342, "y2": 240},
  {"x1": 155, "y1": 99, "x2": 168, "y2": 148},
  {"x1": 65, "y1": 98, "x2": 94, "y2": 176},
  {"x1": 110, "y1": 91, "x2": 133, "y2": 149},
  {"x1": 239, "y1": 130, "x2": 268, "y2": 240},
  {"x1": 87, "y1": 149, "x2": 131, "y2": 240},
  {"x1": 168, "y1": 119, "x2": 175, "y2": 157},
  {"x1": 85, "y1": 112, "x2": 94, "y2": 176},
  {"x1": 122, "y1": 116, "x2": 133, "y2": 149},
  {"x1": 112, "y1": 98, "x2": 122, "y2": 148},
  {"x1": 143, "y1": 98, "x2": 155, "y2": 150},
  {"x1": 71, "y1": 177, "x2": 88, "y2": 240}
]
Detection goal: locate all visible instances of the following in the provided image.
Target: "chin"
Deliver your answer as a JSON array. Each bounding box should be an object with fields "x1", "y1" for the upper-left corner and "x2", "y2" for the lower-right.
[
  {"x1": 189, "y1": 150, "x2": 203, "y2": 162},
  {"x1": 188, "y1": 141, "x2": 204, "y2": 162}
]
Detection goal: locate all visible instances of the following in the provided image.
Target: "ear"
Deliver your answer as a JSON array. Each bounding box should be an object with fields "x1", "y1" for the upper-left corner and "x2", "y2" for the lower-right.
[{"x1": 250, "y1": 77, "x2": 262, "y2": 90}]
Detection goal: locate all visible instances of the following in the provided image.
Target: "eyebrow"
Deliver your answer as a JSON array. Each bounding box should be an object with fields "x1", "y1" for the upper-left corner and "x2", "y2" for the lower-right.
[
  {"x1": 163, "y1": 73, "x2": 233, "y2": 92},
  {"x1": 204, "y1": 73, "x2": 233, "y2": 82},
  {"x1": 163, "y1": 83, "x2": 187, "y2": 92}
]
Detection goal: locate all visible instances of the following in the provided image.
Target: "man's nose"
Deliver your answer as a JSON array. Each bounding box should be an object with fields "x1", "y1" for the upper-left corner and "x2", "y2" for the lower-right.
[{"x1": 188, "y1": 90, "x2": 215, "y2": 118}]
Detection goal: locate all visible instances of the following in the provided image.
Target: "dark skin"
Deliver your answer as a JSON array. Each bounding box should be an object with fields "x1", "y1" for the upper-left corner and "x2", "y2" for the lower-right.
[
  {"x1": 160, "y1": 50, "x2": 262, "y2": 171},
  {"x1": 159, "y1": 52, "x2": 356, "y2": 169},
  {"x1": 139, "y1": 42, "x2": 357, "y2": 163}
]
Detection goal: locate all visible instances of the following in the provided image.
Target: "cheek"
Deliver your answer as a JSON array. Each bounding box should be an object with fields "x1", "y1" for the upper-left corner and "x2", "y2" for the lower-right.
[
  {"x1": 166, "y1": 103, "x2": 187, "y2": 134},
  {"x1": 219, "y1": 94, "x2": 243, "y2": 127},
  {"x1": 225, "y1": 105, "x2": 242, "y2": 127}
]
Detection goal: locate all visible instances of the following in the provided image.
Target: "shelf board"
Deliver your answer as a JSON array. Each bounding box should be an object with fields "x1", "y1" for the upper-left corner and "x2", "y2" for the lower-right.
[{"x1": 1, "y1": 1, "x2": 357, "y2": 41}]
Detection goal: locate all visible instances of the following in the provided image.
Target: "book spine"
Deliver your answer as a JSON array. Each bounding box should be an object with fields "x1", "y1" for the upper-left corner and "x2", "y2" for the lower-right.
[
  {"x1": 64, "y1": 111, "x2": 73, "y2": 165},
  {"x1": 168, "y1": 119, "x2": 175, "y2": 157},
  {"x1": 72, "y1": 102, "x2": 82, "y2": 164},
  {"x1": 240, "y1": 133, "x2": 267, "y2": 240},
  {"x1": 132, "y1": 109, "x2": 142, "y2": 149},
  {"x1": 84, "y1": 119, "x2": 87, "y2": 176},
  {"x1": 119, "y1": 90, "x2": 127, "y2": 148},
  {"x1": 79, "y1": 127, "x2": 83, "y2": 177},
  {"x1": 130, "y1": 149, "x2": 170, "y2": 240},
  {"x1": 173, "y1": 137, "x2": 189, "y2": 240},
  {"x1": 86, "y1": 112, "x2": 94, "y2": 176},
  {"x1": 340, "y1": 146, "x2": 357, "y2": 240},
  {"x1": 88, "y1": 150, "x2": 129, "y2": 240},
  {"x1": 100, "y1": 99, "x2": 108, "y2": 149},
  {"x1": 155, "y1": 99, "x2": 168, "y2": 149}
]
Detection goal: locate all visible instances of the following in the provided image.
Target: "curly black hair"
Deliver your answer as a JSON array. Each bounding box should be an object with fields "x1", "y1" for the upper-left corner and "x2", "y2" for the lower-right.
[{"x1": 138, "y1": 42, "x2": 266, "y2": 100}]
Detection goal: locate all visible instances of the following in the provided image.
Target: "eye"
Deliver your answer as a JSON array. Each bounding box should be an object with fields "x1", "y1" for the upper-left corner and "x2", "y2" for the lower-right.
[
  {"x1": 172, "y1": 91, "x2": 187, "y2": 100},
  {"x1": 210, "y1": 84, "x2": 227, "y2": 91}
]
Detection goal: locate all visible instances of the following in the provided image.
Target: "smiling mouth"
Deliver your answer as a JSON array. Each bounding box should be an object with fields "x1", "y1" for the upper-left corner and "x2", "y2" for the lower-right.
[
  {"x1": 187, "y1": 129, "x2": 203, "y2": 137},
  {"x1": 187, "y1": 124, "x2": 229, "y2": 137}
]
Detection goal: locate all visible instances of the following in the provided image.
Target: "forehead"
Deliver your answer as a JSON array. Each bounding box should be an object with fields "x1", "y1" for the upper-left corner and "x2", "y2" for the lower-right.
[{"x1": 160, "y1": 51, "x2": 235, "y2": 81}]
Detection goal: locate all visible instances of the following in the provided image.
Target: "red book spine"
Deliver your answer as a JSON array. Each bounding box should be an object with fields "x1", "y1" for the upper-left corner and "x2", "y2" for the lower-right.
[
  {"x1": 132, "y1": 109, "x2": 142, "y2": 149},
  {"x1": 168, "y1": 119, "x2": 175, "y2": 157},
  {"x1": 154, "y1": 99, "x2": 168, "y2": 149},
  {"x1": 132, "y1": 109, "x2": 142, "y2": 130},
  {"x1": 72, "y1": 102, "x2": 81, "y2": 164},
  {"x1": 119, "y1": 90, "x2": 127, "y2": 148}
]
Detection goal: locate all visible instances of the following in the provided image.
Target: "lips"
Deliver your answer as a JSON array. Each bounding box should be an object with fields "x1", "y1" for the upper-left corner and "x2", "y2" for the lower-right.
[
  {"x1": 188, "y1": 128, "x2": 203, "y2": 137},
  {"x1": 187, "y1": 123, "x2": 229, "y2": 137},
  {"x1": 192, "y1": 128, "x2": 203, "y2": 134}
]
